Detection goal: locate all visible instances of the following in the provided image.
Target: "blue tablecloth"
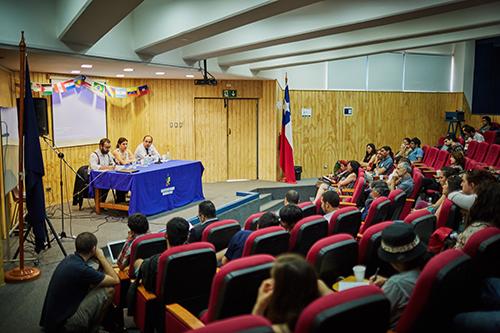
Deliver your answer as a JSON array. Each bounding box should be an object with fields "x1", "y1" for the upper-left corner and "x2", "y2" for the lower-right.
[{"x1": 89, "y1": 160, "x2": 205, "y2": 216}]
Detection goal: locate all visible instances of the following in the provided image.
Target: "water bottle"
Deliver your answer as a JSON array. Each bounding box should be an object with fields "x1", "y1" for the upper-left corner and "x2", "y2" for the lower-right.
[{"x1": 165, "y1": 151, "x2": 171, "y2": 161}]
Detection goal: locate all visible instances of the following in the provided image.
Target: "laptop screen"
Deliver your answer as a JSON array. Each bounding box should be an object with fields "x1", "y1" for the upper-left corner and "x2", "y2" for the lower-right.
[{"x1": 107, "y1": 240, "x2": 126, "y2": 263}]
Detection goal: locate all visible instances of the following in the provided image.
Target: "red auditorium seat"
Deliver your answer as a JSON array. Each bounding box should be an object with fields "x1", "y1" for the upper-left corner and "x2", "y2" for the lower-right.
[
  {"x1": 436, "y1": 199, "x2": 462, "y2": 231},
  {"x1": 462, "y1": 227, "x2": 500, "y2": 278},
  {"x1": 298, "y1": 201, "x2": 317, "y2": 217},
  {"x1": 244, "y1": 212, "x2": 266, "y2": 230},
  {"x1": 421, "y1": 144, "x2": 430, "y2": 156},
  {"x1": 358, "y1": 221, "x2": 396, "y2": 277},
  {"x1": 135, "y1": 242, "x2": 216, "y2": 333},
  {"x1": 242, "y1": 226, "x2": 289, "y2": 257},
  {"x1": 185, "y1": 315, "x2": 273, "y2": 333},
  {"x1": 327, "y1": 206, "x2": 362, "y2": 237},
  {"x1": 201, "y1": 219, "x2": 241, "y2": 251},
  {"x1": 396, "y1": 249, "x2": 472, "y2": 333},
  {"x1": 403, "y1": 209, "x2": 436, "y2": 244},
  {"x1": 358, "y1": 196, "x2": 391, "y2": 235},
  {"x1": 128, "y1": 232, "x2": 167, "y2": 279},
  {"x1": 415, "y1": 147, "x2": 438, "y2": 168},
  {"x1": 294, "y1": 285, "x2": 390, "y2": 333},
  {"x1": 306, "y1": 234, "x2": 358, "y2": 286},
  {"x1": 465, "y1": 140, "x2": 479, "y2": 158},
  {"x1": 399, "y1": 169, "x2": 423, "y2": 219},
  {"x1": 338, "y1": 176, "x2": 365, "y2": 206},
  {"x1": 288, "y1": 215, "x2": 329, "y2": 256},
  {"x1": 471, "y1": 141, "x2": 489, "y2": 163},
  {"x1": 420, "y1": 149, "x2": 449, "y2": 177},
  {"x1": 387, "y1": 189, "x2": 407, "y2": 220},
  {"x1": 477, "y1": 144, "x2": 500, "y2": 168},
  {"x1": 483, "y1": 130, "x2": 497, "y2": 144},
  {"x1": 165, "y1": 255, "x2": 275, "y2": 333}
]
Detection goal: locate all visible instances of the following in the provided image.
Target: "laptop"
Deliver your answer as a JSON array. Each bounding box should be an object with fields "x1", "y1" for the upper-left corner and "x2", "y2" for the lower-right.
[{"x1": 106, "y1": 239, "x2": 126, "y2": 264}]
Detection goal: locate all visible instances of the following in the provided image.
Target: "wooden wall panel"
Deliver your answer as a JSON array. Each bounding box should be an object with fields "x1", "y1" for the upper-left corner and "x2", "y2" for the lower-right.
[
  {"x1": 228, "y1": 99, "x2": 258, "y2": 180},
  {"x1": 258, "y1": 80, "x2": 279, "y2": 181},
  {"x1": 290, "y1": 90, "x2": 464, "y2": 178},
  {"x1": 194, "y1": 98, "x2": 227, "y2": 182}
]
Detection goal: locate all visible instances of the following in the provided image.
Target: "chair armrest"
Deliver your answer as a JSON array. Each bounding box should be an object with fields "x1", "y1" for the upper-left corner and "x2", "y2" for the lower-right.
[
  {"x1": 339, "y1": 202, "x2": 357, "y2": 207},
  {"x1": 165, "y1": 303, "x2": 205, "y2": 330},
  {"x1": 138, "y1": 285, "x2": 156, "y2": 302},
  {"x1": 116, "y1": 268, "x2": 130, "y2": 281},
  {"x1": 338, "y1": 195, "x2": 353, "y2": 199},
  {"x1": 341, "y1": 188, "x2": 355, "y2": 194},
  {"x1": 405, "y1": 198, "x2": 415, "y2": 203}
]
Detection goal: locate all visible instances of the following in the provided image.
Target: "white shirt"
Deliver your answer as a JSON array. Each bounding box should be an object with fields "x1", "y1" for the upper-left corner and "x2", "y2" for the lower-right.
[
  {"x1": 473, "y1": 132, "x2": 485, "y2": 142},
  {"x1": 89, "y1": 149, "x2": 115, "y2": 171},
  {"x1": 134, "y1": 143, "x2": 160, "y2": 161}
]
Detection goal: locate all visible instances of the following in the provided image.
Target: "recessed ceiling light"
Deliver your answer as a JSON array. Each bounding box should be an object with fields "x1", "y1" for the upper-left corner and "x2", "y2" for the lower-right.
[
  {"x1": 185, "y1": 74, "x2": 194, "y2": 78},
  {"x1": 123, "y1": 68, "x2": 134, "y2": 72},
  {"x1": 71, "y1": 70, "x2": 81, "y2": 74},
  {"x1": 155, "y1": 72, "x2": 165, "y2": 75},
  {"x1": 116, "y1": 74, "x2": 125, "y2": 78},
  {"x1": 81, "y1": 64, "x2": 93, "y2": 68}
]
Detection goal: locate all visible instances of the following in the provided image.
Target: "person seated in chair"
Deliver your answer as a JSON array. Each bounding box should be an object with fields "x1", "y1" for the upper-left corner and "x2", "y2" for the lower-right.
[
  {"x1": 407, "y1": 137, "x2": 424, "y2": 164},
  {"x1": 374, "y1": 146, "x2": 394, "y2": 176},
  {"x1": 321, "y1": 190, "x2": 340, "y2": 222},
  {"x1": 388, "y1": 162, "x2": 414, "y2": 197},
  {"x1": 133, "y1": 217, "x2": 190, "y2": 292},
  {"x1": 441, "y1": 135, "x2": 464, "y2": 154},
  {"x1": 188, "y1": 200, "x2": 218, "y2": 243},
  {"x1": 116, "y1": 213, "x2": 150, "y2": 271},
  {"x1": 218, "y1": 212, "x2": 280, "y2": 265},
  {"x1": 369, "y1": 223, "x2": 427, "y2": 329},
  {"x1": 134, "y1": 135, "x2": 161, "y2": 162},
  {"x1": 463, "y1": 125, "x2": 485, "y2": 151},
  {"x1": 361, "y1": 181, "x2": 390, "y2": 220},
  {"x1": 279, "y1": 204, "x2": 304, "y2": 232},
  {"x1": 40, "y1": 232, "x2": 119, "y2": 333},
  {"x1": 112, "y1": 137, "x2": 135, "y2": 165},
  {"x1": 89, "y1": 138, "x2": 127, "y2": 203}
]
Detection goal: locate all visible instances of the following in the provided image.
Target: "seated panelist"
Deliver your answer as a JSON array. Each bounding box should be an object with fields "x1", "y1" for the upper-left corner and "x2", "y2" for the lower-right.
[
  {"x1": 89, "y1": 138, "x2": 115, "y2": 171},
  {"x1": 113, "y1": 137, "x2": 135, "y2": 165},
  {"x1": 134, "y1": 135, "x2": 160, "y2": 161}
]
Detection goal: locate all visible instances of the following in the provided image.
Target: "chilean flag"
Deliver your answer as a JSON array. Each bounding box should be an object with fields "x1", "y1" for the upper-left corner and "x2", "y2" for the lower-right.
[{"x1": 279, "y1": 83, "x2": 296, "y2": 183}]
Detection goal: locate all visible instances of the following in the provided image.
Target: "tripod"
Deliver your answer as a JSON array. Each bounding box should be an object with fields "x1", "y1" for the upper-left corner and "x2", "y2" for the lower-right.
[
  {"x1": 42, "y1": 136, "x2": 83, "y2": 239},
  {"x1": 13, "y1": 214, "x2": 67, "y2": 258}
]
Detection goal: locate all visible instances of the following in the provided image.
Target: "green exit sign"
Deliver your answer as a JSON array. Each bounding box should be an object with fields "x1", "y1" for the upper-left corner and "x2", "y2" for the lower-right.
[{"x1": 223, "y1": 89, "x2": 237, "y2": 98}]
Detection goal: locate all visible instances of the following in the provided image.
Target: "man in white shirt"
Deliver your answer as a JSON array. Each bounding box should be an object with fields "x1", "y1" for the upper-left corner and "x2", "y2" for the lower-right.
[
  {"x1": 134, "y1": 135, "x2": 161, "y2": 161},
  {"x1": 89, "y1": 138, "x2": 115, "y2": 171},
  {"x1": 89, "y1": 138, "x2": 127, "y2": 202}
]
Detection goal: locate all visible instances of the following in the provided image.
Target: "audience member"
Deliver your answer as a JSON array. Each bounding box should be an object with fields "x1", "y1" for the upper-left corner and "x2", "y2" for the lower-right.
[
  {"x1": 441, "y1": 135, "x2": 464, "y2": 153},
  {"x1": 463, "y1": 125, "x2": 485, "y2": 151},
  {"x1": 321, "y1": 190, "x2": 340, "y2": 221},
  {"x1": 432, "y1": 174, "x2": 462, "y2": 217},
  {"x1": 395, "y1": 137, "x2": 412, "y2": 158},
  {"x1": 314, "y1": 160, "x2": 359, "y2": 201},
  {"x1": 449, "y1": 150, "x2": 465, "y2": 172},
  {"x1": 219, "y1": 212, "x2": 280, "y2": 265},
  {"x1": 388, "y1": 162, "x2": 414, "y2": 196},
  {"x1": 478, "y1": 116, "x2": 494, "y2": 133},
  {"x1": 361, "y1": 180, "x2": 390, "y2": 220},
  {"x1": 279, "y1": 204, "x2": 304, "y2": 232},
  {"x1": 454, "y1": 182, "x2": 500, "y2": 249},
  {"x1": 112, "y1": 137, "x2": 135, "y2": 165},
  {"x1": 449, "y1": 169, "x2": 496, "y2": 210},
  {"x1": 134, "y1": 135, "x2": 161, "y2": 161},
  {"x1": 407, "y1": 137, "x2": 424, "y2": 163},
  {"x1": 252, "y1": 254, "x2": 332, "y2": 333},
  {"x1": 374, "y1": 146, "x2": 394, "y2": 176},
  {"x1": 284, "y1": 189, "x2": 299, "y2": 205},
  {"x1": 116, "y1": 213, "x2": 150, "y2": 271},
  {"x1": 361, "y1": 143, "x2": 377, "y2": 169},
  {"x1": 188, "y1": 200, "x2": 218, "y2": 243},
  {"x1": 40, "y1": 232, "x2": 119, "y2": 333},
  {"x1": 369, "y1": 223, "x2": 427, "y2": 329},
  {"x1": 133, "y1": 217, "x2": 190, "y2": 292}
]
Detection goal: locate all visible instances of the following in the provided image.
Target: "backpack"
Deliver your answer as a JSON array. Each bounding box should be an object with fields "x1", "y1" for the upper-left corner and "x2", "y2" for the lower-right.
[{"x1": 126, "y1": 254, "x2": 160, "y2": 316}]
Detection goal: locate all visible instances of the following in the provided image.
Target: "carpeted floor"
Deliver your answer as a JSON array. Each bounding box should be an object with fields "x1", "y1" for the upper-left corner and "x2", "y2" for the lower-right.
[{"x1": 0, "y1": 179, "x2": 315, "y2": 332}]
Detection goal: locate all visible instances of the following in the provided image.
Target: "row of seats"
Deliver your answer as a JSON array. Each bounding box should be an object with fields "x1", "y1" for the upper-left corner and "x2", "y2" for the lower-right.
[{"x1": 466, "y1": 141, "x2": 500, "y2": 169}]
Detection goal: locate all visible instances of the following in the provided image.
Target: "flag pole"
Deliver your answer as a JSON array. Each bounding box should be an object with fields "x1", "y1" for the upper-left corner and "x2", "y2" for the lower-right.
[{"x1": 5, "y1": 31, "x2": 41, "y2": 283}]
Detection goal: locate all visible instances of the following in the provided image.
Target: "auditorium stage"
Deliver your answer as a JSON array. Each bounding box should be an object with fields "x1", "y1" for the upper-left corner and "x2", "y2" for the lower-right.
[{"x1": 0, "y1": 178, "x2": 316, "y2": 333}]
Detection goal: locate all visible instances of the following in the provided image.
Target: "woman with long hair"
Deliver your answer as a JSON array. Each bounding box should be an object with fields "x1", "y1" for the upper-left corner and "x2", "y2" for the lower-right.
[
  {"x1": 449, "y1": 150, "x2": 465, "y2": 171},
  {"x1": 361, "y1": 143, "x2": 377, "y2": 169},
  {"x1": 252, "y1": 254, "x2": 331, "y2": 333},
  {"x1": 113, "y1": 137, "x2": 135, "y2": 165}
]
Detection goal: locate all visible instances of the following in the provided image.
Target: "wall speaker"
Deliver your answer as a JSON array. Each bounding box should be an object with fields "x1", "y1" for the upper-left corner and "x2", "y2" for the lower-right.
[{"x1": 16, "y1": 97, "x2": 49, "y2": 136}]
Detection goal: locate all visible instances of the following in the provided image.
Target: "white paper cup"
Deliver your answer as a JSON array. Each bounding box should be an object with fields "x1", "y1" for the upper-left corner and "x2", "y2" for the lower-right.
[{"x1": 353, "y1": 265, "x2": 366, "y2": 282}]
